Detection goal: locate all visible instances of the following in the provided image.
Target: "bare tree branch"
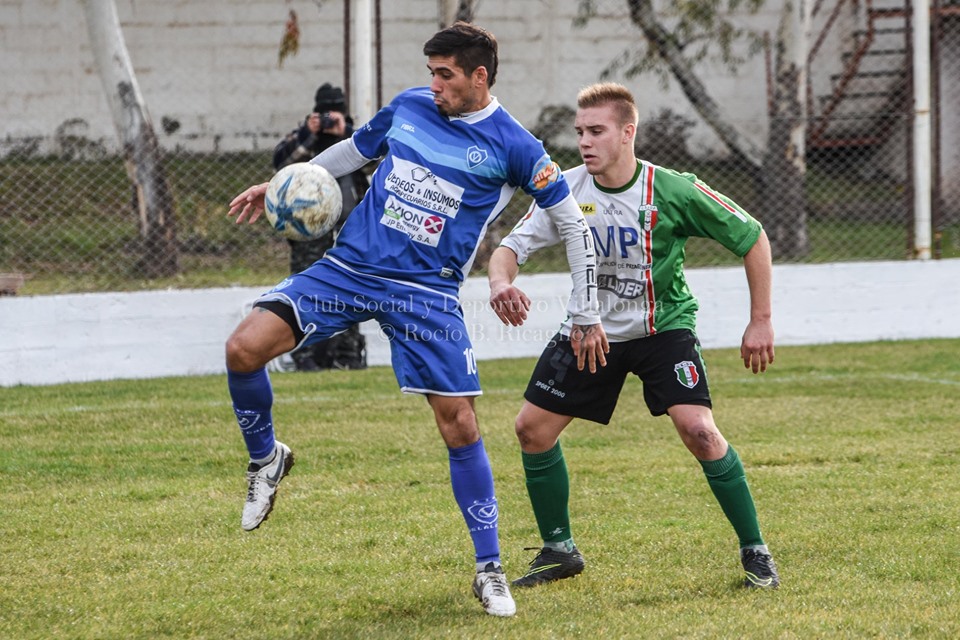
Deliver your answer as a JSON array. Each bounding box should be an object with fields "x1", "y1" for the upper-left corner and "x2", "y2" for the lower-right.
[{"x1": 626, "y1": 0, "x2": 765, "y2": 168}]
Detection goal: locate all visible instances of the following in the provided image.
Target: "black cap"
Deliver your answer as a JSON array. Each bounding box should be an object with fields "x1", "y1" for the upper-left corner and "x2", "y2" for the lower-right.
[{"x1": 314, "y1": 83, "x2": 346, "y2": 113}]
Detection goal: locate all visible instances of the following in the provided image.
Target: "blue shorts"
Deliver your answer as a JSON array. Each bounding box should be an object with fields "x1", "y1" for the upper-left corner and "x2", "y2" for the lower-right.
[{"x1": 257, "y1": 259, "x2": 481, "y2": 396}]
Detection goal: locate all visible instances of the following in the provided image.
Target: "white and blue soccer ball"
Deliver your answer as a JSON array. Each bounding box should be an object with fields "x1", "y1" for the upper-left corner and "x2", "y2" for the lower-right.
[{"x1": 264, "y1": 163, "x2": 343, "y2": 241}]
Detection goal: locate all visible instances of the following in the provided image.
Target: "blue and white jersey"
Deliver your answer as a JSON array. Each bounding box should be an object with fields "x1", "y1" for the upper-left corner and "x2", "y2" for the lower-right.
[{"x1": 325, "y1": 87, "x2": 570, "y2": 294}]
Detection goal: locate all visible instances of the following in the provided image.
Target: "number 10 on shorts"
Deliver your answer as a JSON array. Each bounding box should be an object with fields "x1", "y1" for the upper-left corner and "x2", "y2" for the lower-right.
[{"x1": 463, "y1": 347, "x2": 478, "y2": 375}]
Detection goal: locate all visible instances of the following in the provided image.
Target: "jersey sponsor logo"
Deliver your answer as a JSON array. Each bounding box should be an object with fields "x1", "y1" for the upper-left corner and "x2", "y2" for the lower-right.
[
  {"x1": 466, "y1": 145, "x2": 489, "y2": 168},
  {"x1": 597, "y1": 274, "x2": 646, "y2": 299},
  {"x1": 579, "y1": 203, "x2": 596, "y2": 216},
  {"x1": 384, "y1": 157, "x2": 464, "y2": 218},
  {"x1": 381, "y1": 194, "x2": 445, "y2": 247},
  {"x1": 591, "y1": 225, "x2": 641, "y2": 258},
  {"x1": 674, "y1": 360, "x2": 700, "y2": 388},
  {"x1": 400, "y1": 123, "x2": 416, "y2": 133},
  {"x1": 529, "y1": 154, "x2": 560, "y2": 191},
  {"x1": 602, "y1": 205, "x2": 627, "y2": 217},
  {"x1": 424, "y1": 215, "x2": 443, "y2": 234}
]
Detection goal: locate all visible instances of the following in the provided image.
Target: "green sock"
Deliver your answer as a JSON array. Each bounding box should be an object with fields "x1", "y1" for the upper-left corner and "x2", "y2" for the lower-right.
[
  {"x1": 522, "y1": 442, "x2": 573, "y2": 546},
  {"x1": 699, "y1": 445, "x2": 765, "y2": 548}
]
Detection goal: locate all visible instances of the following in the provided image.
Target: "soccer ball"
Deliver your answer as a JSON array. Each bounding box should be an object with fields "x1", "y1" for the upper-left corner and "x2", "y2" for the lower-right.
[{"x1": 264, "y1": 163, "x2": 343, "y2": 241}]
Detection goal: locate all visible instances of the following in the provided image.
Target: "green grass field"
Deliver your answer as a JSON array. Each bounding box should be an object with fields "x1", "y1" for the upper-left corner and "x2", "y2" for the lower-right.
[{"x1": 2, "y1": 339, "x2": 959, "y2": 638}]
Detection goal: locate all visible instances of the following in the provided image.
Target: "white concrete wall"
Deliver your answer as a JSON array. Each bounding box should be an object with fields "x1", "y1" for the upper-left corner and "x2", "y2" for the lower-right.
[
  {"x1": 2, "y1": 1, "x2": 956, "y2": 185},
  {"x1": 0, "y1": 0, "x2": 779, "y2": 158},
  {"x1": 2, "y1": 260, "x2": 959, "y2": 387}
]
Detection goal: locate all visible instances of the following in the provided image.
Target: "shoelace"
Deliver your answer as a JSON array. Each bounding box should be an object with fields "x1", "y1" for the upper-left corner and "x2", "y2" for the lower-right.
[
  {"x1": 485, "y1": 574, "x2": 509, "y2": 597},
  {"x1": 742, "y1": 550, "x2": 773, "y2": 573},
  {"x1": 522, "y1": 546, "x2": 544, "y2": 566},
  {"x1": 245, "y1": 472, "x2": 261, "y2": 503}
]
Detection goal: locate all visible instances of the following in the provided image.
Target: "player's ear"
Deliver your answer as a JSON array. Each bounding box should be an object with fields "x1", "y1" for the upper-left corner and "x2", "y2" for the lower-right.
[{"x1": 474, "y1": 65, "x2": 488, "y2": 88}]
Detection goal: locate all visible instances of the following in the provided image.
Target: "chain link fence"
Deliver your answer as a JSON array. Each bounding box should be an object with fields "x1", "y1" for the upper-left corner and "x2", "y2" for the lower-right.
[{"x1": 1, "y1": 0, "x2": 957, "y2": 297}]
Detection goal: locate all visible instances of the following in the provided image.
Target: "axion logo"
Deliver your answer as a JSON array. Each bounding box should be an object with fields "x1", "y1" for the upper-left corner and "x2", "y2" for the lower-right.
[
  {"x1": 424, "y1": 215, "x2": 443, "y2": 234},
  {"x1": 380, "y1": 195, "x2": 445, "y2": 247},
  {"x1": 384, "y1": 195, "x2": 424, "y2": 224},
  {"x1": 468, "y1": 498, "x2": 499, "y2": 525}
]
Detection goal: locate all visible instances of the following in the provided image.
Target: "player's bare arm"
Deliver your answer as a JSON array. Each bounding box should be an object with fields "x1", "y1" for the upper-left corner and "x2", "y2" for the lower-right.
[
  {"x1": 228, "y1": 182, "x2": 269, "y2": 224},
  {"x1": 740, "y1": 229, "x2": 775, "y2": 373},
  {"x1": 488, "y1": 247, "x2": 531, "y2": 326}
]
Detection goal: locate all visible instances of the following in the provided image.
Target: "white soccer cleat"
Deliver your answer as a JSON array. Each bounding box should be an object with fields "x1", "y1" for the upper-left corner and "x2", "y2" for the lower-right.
[
  {"x1": 472, "y1": 563, "x2": 517, "y2": 617},
  {"x1": 241, "y1": 441, "x2": 295, "y2": 531}
]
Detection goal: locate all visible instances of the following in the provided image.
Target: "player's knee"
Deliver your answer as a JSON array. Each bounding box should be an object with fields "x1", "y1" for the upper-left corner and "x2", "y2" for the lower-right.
[
  {"x1": 514, "y1": 415, "x2": 528, "y2": 438},
  {"x1": 456, "y1": 409, "x2": 481, "y2": 442},
  {"x1": 681, "y1": 422, "x2": 726, "y2": 458},
  {"x1": 225, "y1": 334, "x2": 267, "y2": 372},
  {"x1": 514, "y1": 415, "x2": 539, "y2": 449},
  {"x1": 431, "y1": 398, "x2": 480, "y2": 446}
]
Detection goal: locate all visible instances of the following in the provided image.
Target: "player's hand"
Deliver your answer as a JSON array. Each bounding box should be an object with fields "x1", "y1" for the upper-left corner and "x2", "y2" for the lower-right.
[
  {"x1": 740, "y1": 318, "x2": 775, "y2": 373},
  {"x1": 570, "y1": 323, "x2": 609, "y2": 373},
  {"x1": 489, "y1": 283, "x2": 530, "y2": 326},
  {"x1": 228, "y1": 182, "x2": 270, "y2": 225}
]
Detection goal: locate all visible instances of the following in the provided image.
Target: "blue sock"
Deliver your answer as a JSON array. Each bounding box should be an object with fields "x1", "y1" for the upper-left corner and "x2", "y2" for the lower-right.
[
  {"x1": 448, "y1": 438, "x2": 501, "y2": 567},
  {"x1": 227, "y1": 368, "x2": 276, "y2": 460}
]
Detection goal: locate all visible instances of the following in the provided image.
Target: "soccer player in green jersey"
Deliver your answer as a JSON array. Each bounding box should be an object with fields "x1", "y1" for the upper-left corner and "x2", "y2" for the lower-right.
[{"x1": 488, "y1": 82, "x2": 779, "y2": 589}]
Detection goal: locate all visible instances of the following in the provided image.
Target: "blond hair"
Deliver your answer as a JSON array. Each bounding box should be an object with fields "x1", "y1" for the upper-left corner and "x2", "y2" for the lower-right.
[{"x1": 576, "y1": 83, "x2": 639, "y2": 128}]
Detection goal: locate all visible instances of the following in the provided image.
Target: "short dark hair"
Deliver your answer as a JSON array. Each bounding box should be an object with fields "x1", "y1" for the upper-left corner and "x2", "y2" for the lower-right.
[{"x1": 422, "y1": 22, "x2": 498, "y2": 87}]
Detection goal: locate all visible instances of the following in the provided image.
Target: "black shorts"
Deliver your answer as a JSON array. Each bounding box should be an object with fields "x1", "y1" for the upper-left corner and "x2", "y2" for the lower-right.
[
  {"x1": 523, "y1": 328, "x2": 712, "y2": 424},
  {"x1": 254, "y1": 300, "x2": 305, "y2": 343}
]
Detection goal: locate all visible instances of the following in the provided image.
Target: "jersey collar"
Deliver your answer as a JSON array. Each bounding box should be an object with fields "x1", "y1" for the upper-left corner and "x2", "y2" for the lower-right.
[
  {"x1": 593, "y1": 159, "x2": 644, "y2": 194},
  {"x1": 447, "y1": 96, "x2": 500, "y2": 123}
]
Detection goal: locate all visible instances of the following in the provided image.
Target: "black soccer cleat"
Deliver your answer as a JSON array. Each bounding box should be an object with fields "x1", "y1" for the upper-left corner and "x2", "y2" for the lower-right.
[
  {"x1": 741, "y1": 547, "x2": 780, "y2": 589},
  {"x1": 511, "y1": 546, "x2": 585, "y2": 588}
]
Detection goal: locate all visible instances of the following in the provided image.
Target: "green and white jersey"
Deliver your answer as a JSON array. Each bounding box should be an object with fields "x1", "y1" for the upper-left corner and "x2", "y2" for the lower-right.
[{"x1": 501, "y1": 160, "x2": 762, "y2": 341}]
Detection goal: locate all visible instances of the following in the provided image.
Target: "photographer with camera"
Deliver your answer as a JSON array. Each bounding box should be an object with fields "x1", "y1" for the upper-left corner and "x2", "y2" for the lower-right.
[{"x1": 272, "y1": 83, "x2": 369, "y2": 371}]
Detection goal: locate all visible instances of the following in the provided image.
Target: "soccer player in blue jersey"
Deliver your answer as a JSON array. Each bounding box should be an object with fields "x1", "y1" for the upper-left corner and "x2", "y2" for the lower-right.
[{"x1": 225, "y1": 22, "x2": 606, "y2": 617}]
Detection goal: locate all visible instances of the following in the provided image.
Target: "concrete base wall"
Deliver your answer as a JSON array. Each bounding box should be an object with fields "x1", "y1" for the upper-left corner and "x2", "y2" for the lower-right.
[{"x1": 2, "y1": 260, "x2": 959, "y2": 387}]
